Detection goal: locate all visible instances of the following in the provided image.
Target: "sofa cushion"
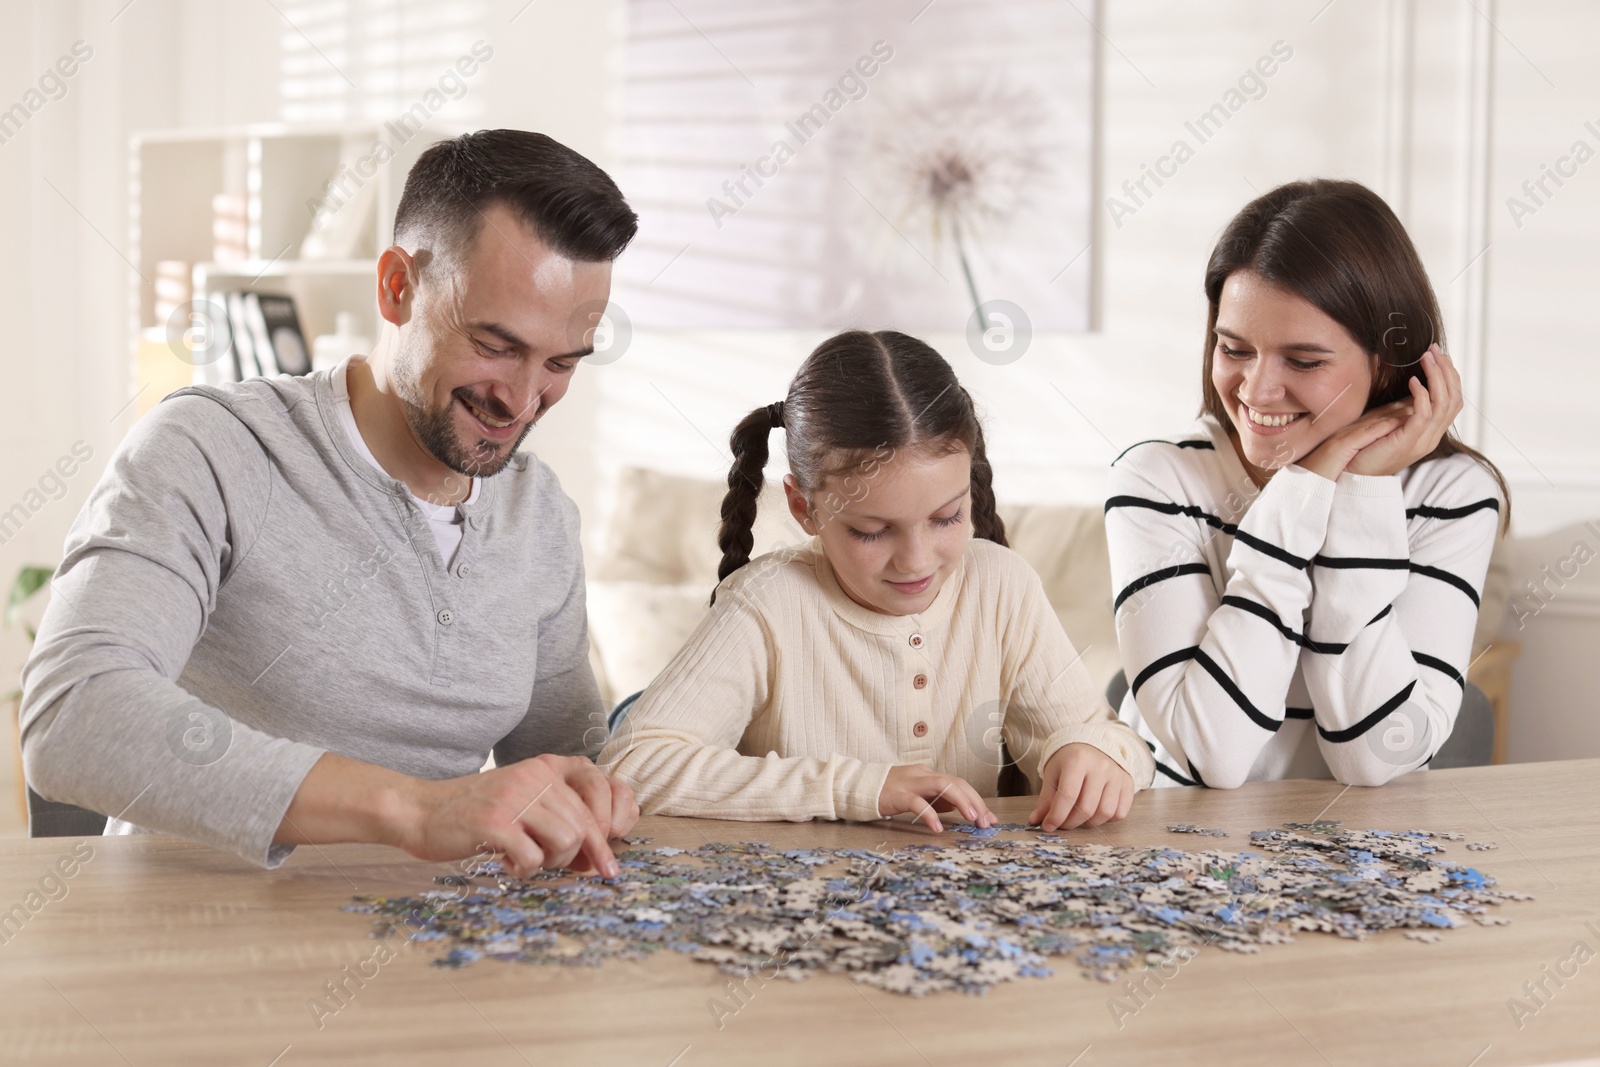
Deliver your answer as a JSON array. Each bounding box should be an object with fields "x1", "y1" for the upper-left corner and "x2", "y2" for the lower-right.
[
  {"x1": 593, "y1": 466, "x2": 805, "y2": 586},
  {"x1": 996, "y1": 502, "x2": 1121, "y2": 691},
  {"x1": 586, "y1": 579, "x2": 713, "y2": 708}
]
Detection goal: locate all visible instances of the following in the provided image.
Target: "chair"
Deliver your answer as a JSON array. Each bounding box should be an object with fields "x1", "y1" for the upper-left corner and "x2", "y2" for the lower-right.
[
  {"x1": 26, "y1": 785, "x2": 107, "y2": 838},
  {"x1": 608, "y1": 690, "x2": 643, "y2": 734},
  {"x1": 1102, "y1": 668, "x2": 1495, "y2": 771}
]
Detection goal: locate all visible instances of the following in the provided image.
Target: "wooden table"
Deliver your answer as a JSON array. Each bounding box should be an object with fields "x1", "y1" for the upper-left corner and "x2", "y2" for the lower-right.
[{"x1": 2, "y1": 760, "x2": 1598, "y2": 1067}]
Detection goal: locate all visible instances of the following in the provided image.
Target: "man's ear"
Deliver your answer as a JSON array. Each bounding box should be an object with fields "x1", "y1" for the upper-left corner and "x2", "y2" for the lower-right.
[
  {"x1": 376, "y1": 246, "x2": 417, "y2": 326},
  {"x1": 782, "y1": 474, "x2": 818, "y2": 536}
]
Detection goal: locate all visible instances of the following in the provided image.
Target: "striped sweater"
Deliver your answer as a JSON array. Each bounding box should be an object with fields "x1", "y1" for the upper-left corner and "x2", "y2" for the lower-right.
[{"x1": 1105, "y1": 415, "x2": 1501, "y2": 789}]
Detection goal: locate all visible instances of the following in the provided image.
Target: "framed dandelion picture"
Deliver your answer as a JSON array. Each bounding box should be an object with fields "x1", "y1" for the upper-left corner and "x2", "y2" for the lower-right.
[{"x1": 611, "y1": 0, "x2": 1098, "y2": 331}]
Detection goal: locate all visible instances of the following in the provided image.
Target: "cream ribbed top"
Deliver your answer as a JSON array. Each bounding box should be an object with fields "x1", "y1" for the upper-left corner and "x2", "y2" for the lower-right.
[{"x1": 598, "y1": 537, "x2": 1155, "y2": 822}]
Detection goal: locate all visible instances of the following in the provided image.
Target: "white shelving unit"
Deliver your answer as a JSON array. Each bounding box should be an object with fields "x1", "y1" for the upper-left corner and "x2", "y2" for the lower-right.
[{"x1": 126, "y1": 123, "x2": 421, "y2": 405}]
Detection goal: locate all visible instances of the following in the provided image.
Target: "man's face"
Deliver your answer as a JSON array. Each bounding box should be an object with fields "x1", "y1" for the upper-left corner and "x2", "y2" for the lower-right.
[{"x1": 392, "y1": 202, "x2": 613, "y2": 477}]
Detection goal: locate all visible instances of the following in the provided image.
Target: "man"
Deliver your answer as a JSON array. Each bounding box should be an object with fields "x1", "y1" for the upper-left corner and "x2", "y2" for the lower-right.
[{"x1": 21, "y1": 129, "x2": 639, "y2": 877}]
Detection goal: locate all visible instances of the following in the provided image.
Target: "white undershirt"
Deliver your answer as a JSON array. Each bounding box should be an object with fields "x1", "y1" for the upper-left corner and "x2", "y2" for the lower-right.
[{"x1": 331, "y1": 359, "x2": 479, "y2": 567}]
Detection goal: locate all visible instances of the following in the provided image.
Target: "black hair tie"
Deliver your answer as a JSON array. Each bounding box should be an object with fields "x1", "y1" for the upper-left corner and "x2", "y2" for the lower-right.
[{"x1": 766, "y1": 401, "x2": 785, "y2": 429}]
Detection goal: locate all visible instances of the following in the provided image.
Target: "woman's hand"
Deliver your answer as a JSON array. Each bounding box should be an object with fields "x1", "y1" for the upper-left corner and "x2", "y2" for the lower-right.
[
  {"x1": 1344, "y1": 345, "x2": 1463, "y2": 477},
  {"x1": 1028, "y1": 743, "x2": 1134, "y2": 831},
  {"x1": 1298, "y1": 401, "x2": 1411, "y2": 482},
  {"x1": 878, "y1": 764, "x2": 996, "y2": 832}
]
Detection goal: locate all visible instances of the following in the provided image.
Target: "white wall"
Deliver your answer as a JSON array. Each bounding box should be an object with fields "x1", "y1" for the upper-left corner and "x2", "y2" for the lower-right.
[{"x1": 1, "y1": 0, "x2": 1596, "y2": 780}]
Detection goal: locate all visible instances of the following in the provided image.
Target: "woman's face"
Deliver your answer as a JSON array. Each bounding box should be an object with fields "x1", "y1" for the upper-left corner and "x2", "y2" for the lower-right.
[
  {"x1": 785, "y1": 447, "x2": 973, "y2": 616},
  {"x1": 1211, "y1": 270, "x2": 1376, "y2": 478}
]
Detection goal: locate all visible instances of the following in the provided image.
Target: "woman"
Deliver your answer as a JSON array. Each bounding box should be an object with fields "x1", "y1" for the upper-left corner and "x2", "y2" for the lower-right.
[{"x1": 1106, "y1": 179, "x2": 1508, "y2": 789}]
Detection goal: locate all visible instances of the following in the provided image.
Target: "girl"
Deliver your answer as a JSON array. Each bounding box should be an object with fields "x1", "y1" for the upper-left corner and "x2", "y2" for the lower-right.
[
  {"x1": 599, "y1": 331, "x2": 1153, "y2": 831},
  {"x1": 1106, "y1": 179, "x2": 1508, "y2": 790}
]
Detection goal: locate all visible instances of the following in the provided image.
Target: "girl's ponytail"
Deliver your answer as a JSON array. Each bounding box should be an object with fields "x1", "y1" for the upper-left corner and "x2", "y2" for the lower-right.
[
  {"x1": 714, "y1": 403, "x2": 782, "y2": 595},
  {"x1": 966, "y1": 411, "x2": 1008, "y2": 547}
]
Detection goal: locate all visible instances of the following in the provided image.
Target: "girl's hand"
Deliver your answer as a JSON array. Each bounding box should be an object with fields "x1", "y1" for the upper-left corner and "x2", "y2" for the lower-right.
[
  {"x1": 1298, "y1": 401, "x2": 1411, "y2": 482},
  {"x1": 879, "y1": 764, "x2": 996, "y2": 833},
  {"x1": 1345, "y1": 345, "x2": 1463, "y2": 477},
  {"x1": 1028, "y1": 744, "x2": 1134, "y2": 831}
]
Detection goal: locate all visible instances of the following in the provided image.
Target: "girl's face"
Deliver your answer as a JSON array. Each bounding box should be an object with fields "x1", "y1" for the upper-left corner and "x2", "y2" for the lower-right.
[
  {"x1": 1211, "y1": 270, "x2": 1376, "y2": 480},
  {"x1": 784, "y1": 447, "x2": 973, "y2": 616}
]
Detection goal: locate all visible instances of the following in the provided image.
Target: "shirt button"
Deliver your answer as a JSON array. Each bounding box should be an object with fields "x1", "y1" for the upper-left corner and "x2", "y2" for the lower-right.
[
  {"x1": 908, "y1": 633, "x2": 924, "y2": 649},
  {"x1": 457, "y1": 563, "x2": 472, "y2": 578},
  {"x1": 912, "y1": 721, "x2": 928, "y2": 738},
  {"x1": 437, "y1": 608, "x2": 454, "y2": 626},
  {"x1": 913, "y1": 674, "x2": 927, "y2": 690}
]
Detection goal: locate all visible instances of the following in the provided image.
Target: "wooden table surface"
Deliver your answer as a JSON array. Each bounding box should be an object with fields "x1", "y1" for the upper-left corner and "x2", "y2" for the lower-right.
[{"x1": 2, "y1": 760, "x2": 1598, "y2": 1067}]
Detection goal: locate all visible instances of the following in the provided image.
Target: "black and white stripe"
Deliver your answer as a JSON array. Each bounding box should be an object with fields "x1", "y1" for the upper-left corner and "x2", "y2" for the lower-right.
[{"x1": 1106, "y1": 417, "x2": 1501, "y2": 790}]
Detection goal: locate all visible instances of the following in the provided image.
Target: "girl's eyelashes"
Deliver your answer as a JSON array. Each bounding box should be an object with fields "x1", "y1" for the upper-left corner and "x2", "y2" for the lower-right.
[
  {"x1": 845, "y1": 508, "x2": 964, "y2": 542},
  {"x1": 1218, "y1": 341, "x2": 1249, "y2": 359},
  {"x1": 1287, "y1": 358, "x2": 1327, "y2": 371}
]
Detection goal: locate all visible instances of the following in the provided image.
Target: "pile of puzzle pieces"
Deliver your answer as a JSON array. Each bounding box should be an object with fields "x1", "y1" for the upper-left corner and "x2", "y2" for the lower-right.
[{"x1": 342, "y1": 820, "x2": 1529, "y2": 996}]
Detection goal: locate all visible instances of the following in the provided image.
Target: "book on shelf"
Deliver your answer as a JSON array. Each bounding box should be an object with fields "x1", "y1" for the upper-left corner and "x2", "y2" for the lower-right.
[
  {"x1": 219, "y1": 291, "x2": 311, "y2": 379},
  {"x1": 253, "y1": 293, "x2": 311, "y2": 375},
  {"x1": 225, "y1": 292, "x2": 256, "y2": 380}
]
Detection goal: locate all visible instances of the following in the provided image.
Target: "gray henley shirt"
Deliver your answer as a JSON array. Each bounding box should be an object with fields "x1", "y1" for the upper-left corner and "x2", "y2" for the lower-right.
[{"x1": 19, "y1": 368, "x2": 603, "y2": 868}]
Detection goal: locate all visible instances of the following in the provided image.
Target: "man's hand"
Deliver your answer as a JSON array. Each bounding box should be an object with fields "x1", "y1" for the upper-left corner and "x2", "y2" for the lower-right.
[
  {"x1": 276, "y1": 751, "x2": 638, "y2": 879},
  {"x1": 395, "y1": 754, "x2": 639, "y2": 878},
  {"x1": 1027, "y1": 743, "x2": 1134, "y2": 832}
]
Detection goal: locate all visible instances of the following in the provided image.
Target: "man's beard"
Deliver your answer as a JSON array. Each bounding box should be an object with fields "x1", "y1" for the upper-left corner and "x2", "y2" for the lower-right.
[{"x1": 399, "y1": 382, "x2": 538, "y2": 479}]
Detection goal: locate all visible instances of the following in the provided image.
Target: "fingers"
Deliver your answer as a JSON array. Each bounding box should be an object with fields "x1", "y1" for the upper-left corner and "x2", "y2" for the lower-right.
[
  {"x1": 1058, "y1": 774, "x2": 1105, "y2": 831},
  {"x1": 1029, "y1": 748, "x2": 1137, "y2": 831},
  {"x1": 562, "y1": 758, "x2": 615, "y2": 840},
  {"x1": 1115, "y1": 776, "x2": 1135, "y2": 821},
  {"x1": 911, "y1": 790, "x2": 945, "y2": 833},
  {"x1": 883, "y1": 767, "x2": 995, "y2": 833},
  {"x1": 488, "y1": 829, "x2": 546, "y2": 879},
  {"x1": 940, "y1": 776, "x2": 992, "y2": 827},
  {"x1": 511, "y1": 772, "x2": 620, "y2": 878},
  {"x1": 1041, "y1": 760, "x2": 1087, "y2": 832},
  {"x1": 609, "y1": 778, "x2": 640, "y2": 839},
  {"x1": 1409, "y1": 371, "x2": 1432, "y2": 426},
  {"x1": 1423, "y1": 345, "x2": 1463, "y2": 434},
  {"x1": 1080, "y1": 771, "x2": 1135, "y2": 828},
  {"x1": 1343, "y1": 414, "x2": 1406, "y2": 453}
]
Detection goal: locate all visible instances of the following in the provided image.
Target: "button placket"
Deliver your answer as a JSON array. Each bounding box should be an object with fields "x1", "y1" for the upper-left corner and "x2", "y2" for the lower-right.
[{"x1": 905, "y1": 627, "x2": 935, "y2": 756}]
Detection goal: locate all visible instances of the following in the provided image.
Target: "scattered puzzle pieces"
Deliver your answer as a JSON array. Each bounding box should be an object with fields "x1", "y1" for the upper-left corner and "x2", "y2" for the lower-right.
[
  {"x1": 341, "y1": 821, "x2": 1529, "y2": 996},
  {"x1": 1167, "y1": 824, "x2": 1229, "y2": 837}
]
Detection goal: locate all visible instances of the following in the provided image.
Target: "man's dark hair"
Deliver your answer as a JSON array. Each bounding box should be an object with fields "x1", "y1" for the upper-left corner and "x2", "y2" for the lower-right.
[{"x1": 393, "y1": 129, "x2": 637, "y2": 262}]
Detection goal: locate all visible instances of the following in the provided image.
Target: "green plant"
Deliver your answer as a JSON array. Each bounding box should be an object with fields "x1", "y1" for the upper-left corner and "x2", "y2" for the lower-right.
[{"x1": 5, "y1": 564, "x2": 53, "y2": 701}]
